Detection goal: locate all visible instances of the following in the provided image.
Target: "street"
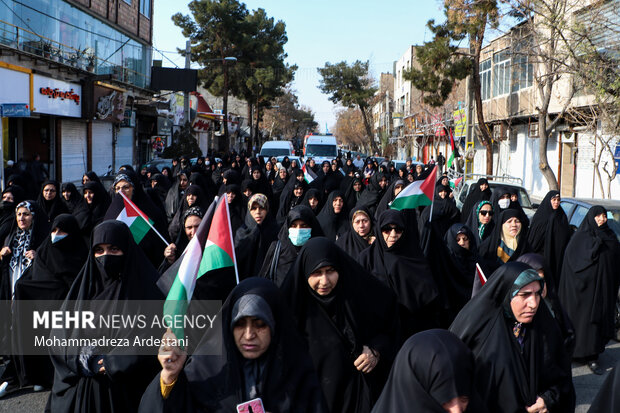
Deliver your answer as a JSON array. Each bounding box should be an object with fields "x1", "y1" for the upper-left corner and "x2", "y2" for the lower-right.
[{"x1": 0, "y1": 341, "x2": 617, "y2": 412}]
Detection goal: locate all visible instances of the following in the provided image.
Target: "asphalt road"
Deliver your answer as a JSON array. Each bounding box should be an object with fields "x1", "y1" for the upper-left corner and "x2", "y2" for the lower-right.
[{"x1": 0, "y1": 341, "x2": 618, "y2": 412}]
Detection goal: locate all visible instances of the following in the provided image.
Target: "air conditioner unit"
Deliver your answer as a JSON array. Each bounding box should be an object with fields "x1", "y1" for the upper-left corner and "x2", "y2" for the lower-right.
[
  {"x1": 493, "y1": 123, "x2": 508, "y2": 141},
  {"x1": 529, "y1": 122, "x2": 539, "y2": 138}
]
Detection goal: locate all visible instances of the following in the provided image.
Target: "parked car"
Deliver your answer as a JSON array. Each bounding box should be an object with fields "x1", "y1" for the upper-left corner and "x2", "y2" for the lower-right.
[
  {"x1": 560, "y1": 197, "x2": 620, "y2": 241},
  {"x1": 144, "y1": 158, "x2": 173, "y2": 172},
  {"x1": 454, "y1": 175, "x2": 536, "y2": 219},
  {"x1": 392, "y1": 159, "x2": 424, "y2": 171}
]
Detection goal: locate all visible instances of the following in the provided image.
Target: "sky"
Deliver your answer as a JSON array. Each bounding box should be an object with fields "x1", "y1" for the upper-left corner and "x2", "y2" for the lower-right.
[{"x1": 152, "y1": 0, "x2": 446, "y2": 131}]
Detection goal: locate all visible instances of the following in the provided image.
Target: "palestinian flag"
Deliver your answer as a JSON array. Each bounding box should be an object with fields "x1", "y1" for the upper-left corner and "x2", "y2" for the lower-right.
[
  {"x1": 390, "y1": 165, "x2": 437, "y2": 210},
  {"x1": 447, "y1": 128, "x2": 460, "y2": 169},
  {"x1": 471, "y1": 263, "x2": 487, "y2": 298},
  {"x1": 115, "y1": 192, "x2": 158, "y2": 244},
  {"x1": 162, "y1": 196, "x2": 238, "y2": 341},
  {"x1": 302, "y1": 164, "x2": 317, "y2": 183}
]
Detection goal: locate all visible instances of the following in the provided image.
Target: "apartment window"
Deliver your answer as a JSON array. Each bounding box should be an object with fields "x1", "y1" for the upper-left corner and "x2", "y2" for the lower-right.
[
  {"x1": 140, "y1": 0, "x2": 151, "y2": 17},
  {"x1": 493, "y1": 50, "x2": 511, "y2": 97},
  {"x1": 480, "y1": 58, "x2": 492, "y2": 100},
  {"x1": 512, "y1": 40, "x2": 533, "y2": 92},
  {"x1": 123, "y1": 0, "x2": 132, "y2": 4}
]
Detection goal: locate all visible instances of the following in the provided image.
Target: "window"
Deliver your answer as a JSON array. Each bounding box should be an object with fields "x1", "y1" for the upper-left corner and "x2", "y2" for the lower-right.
[
  {"x1": 512, "y1": 40, "x2": 533, "y2": 92},
  {"x1": 569, "y1": 205, "x2": 589, "y2": 230},
  {"x1": 140, "y1": 0, "x2": 151, "y2": 17},
  {"x1": 493, "y1": 50, "x2": 511, "y2": 97},
  {"x1": 123, "y1": 0, "x2": 132, "y2": 4},
  {"x1": 480, "y1": 58, "x2": 492, "y2": 100}
]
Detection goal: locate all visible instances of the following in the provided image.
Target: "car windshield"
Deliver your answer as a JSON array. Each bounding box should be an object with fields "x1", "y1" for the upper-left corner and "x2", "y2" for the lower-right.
[
  {"x1": 261, "y1": 148, "x2": 291, "y2": 157},
  {"x1": 306, "y1": 144, "x2": 337, "y2": 157}
]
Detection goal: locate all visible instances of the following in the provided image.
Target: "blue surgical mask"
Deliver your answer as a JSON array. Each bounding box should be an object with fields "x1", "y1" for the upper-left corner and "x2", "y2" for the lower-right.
[
  {"x1": 51, "y1": 233, "x2": 68, "y2": 244},
  {"x1": 288, "y1": 228, "x2": 312, "y2": 247}
]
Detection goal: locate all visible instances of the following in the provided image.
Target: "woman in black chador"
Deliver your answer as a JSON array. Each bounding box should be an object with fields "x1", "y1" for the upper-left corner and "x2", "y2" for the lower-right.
[
  {"x1": 138, "y1": 278, "x2": 327, "y2": 413},
  {"x1": 558, "y1": 206, "x2": 620, "y2": 375},
  {"x1": 450, "y1": 262, "x2": 575, "y2": 413},
  {"x1": 259, "y1": 205, "x2": 324, "y2": 286},
  {"x1": 526, "y1": 190, "x2": 571, "y2": 291},
  {"x1": 48, "y1": 220, "x2": 164, "y2": 413},
  {"x1": 37, "y1": 179, "x2": 69, "y2": 223},
  {"x1": 316, "y1": 190, "x2": 349, "y2": 241},
  {"x1": 360, "y1": 209, "x2": 439, "y2": 337},
  {"x1": 371, "y1": 329, "x2": 486, "y2": 413},
  {"x1": 281, "y1": 237, "x2": 399, "y2": 413}
]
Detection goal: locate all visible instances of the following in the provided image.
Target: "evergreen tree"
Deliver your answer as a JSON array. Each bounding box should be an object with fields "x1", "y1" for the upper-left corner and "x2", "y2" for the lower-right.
[
  {"x1": 318, "y1": 60, "x2": 379, "y2": 154},
  {"x1": 405, "y1": 1, "x2": 499, "y2": 175}
]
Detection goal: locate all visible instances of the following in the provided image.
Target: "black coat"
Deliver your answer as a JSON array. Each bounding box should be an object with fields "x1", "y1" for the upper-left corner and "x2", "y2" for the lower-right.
[
  {"x1": 558, "y1": 206, "x2": 620, "y2": 359},
  {"x1": 450, "y1": 262, "x2": 575, "y2": 413},
  {"x1": 281, "y1": 238, "x2": 399, "y2": 413},
  {"x1": 138, "y1": 278, "x2": 327, "y2": 413}
]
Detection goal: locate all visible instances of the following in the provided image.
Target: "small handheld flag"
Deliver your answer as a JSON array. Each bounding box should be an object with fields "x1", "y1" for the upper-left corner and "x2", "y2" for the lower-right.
[
  {"x1": 390, "y1": 165, "x2": 437, "y2": 211},
  {"x1": 117, "y1": 192, "x2": 169, "y2": 247},
  {"x1": 163, "y1": 196, "x2": 238, "y2": 342},
  {"x1": 302, "y1": 164, "x2": 317, "y2": 184}
]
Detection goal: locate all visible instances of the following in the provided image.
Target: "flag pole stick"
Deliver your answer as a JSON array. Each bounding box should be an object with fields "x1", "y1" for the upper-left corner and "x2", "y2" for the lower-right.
[
  {"x1": 119, "y1": 191, "x2": 170, "y2": 247},
  {"x1": 428, "y1": 165, "x2": 437, "y2": 223}
]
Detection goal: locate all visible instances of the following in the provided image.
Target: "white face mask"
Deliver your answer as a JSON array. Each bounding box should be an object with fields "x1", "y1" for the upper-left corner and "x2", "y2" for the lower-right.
[
  {"x1": 51, "y1": 233, "x2": 68, "y2": 244},
  {"x1": 498, "y1": 198, "x2": 510, "y2": 209}
]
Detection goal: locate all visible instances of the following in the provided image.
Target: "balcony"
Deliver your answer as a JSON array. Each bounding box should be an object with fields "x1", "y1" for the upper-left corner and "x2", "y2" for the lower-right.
[{"x1": 0, "y1": 19, "x2": 149, "y2": 89}]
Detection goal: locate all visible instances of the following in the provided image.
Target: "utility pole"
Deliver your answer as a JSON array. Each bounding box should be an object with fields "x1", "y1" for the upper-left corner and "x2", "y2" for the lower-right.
[{"x1": 184, "y1": 40, "x2": 191, "y2": 126}]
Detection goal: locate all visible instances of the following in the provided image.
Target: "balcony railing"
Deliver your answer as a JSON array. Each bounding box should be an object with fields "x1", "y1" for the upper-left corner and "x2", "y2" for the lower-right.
[{"x1": 0, "y1": 19, "x2": 149, "y2": 89}]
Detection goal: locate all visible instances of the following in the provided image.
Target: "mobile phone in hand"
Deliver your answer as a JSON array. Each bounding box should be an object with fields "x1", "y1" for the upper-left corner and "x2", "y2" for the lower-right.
[{"x1": 236, "y1": 398, "x2": 265, "y2": 413}]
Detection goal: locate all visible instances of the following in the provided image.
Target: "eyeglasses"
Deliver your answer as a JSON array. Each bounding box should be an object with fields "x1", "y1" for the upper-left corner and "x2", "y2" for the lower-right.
[
  {"x1": 381, "y1": 226, "x2": 403, "y2": 234},
  {"x1": 479, "y1": 210, "x2": 494, "y2": 216}
]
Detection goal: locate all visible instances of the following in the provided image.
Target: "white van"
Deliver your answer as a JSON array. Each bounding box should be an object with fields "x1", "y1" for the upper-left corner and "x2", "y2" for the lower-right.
[
  {"x1": 304, "y1": 134, "x2": 338, "y2": 164},
  {"x1": 259, "y1": 141, "x2": 295, "y2": 161}
]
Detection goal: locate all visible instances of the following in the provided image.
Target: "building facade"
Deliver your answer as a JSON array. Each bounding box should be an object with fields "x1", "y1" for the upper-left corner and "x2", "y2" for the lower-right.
[{"x1": 0, "y1": 0, "x2": 154, "y2": 185}]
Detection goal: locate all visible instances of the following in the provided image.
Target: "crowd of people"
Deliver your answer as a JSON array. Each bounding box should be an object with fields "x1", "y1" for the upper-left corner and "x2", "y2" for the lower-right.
[{"x1": 0, "y1": 151, "x2": 618, "y2": 413}]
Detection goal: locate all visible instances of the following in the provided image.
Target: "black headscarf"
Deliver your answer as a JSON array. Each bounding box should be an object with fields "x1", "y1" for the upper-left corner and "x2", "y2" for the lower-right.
[
  {"x1": 276, "y1": 179, "x2": 306, "y2": 226},
  {"x1": 49, "y1": 220, "x2": 163, "y2": 413},
  {"x1": 234, "y1": 197, "x2": 279, "y2": 280},
  {"x1": 258, "y1": 205, "x2": 324, "y2": 287},
  {"x1": 224, "y1": 184, "x2": 245, "y2": 236},
  {"x1": 355, "y1": 172, "x2": 388, "y2": 214},
  {"x1": 460, "y1": 178, "x2": 492, "y2": 223},
  {"x1": 336, "y1": 206, "x2": 375, "y2": 260},
  {"x1": 164, "y1": 172, "x2": 189, "y2": 221},
  {"x1": 342, "y1": 175, "x2": 364, "y2": 212},
  {"x1": 281, "y1": 237, "x2": 399, "y2": 413},
  {"x1": 558, "y1": 206, "x2": 620, "y2": 359},
  {"x1": 104, "y1": 171, "x2": 169, "y2": 267},
  {"x1": 139, "y1": 278, "x2": 327, "y2": 413},
  {"x1": 61, "y1": 182, "x2": 93, "y2": 236},
  {"x1": 418, "y1": 184, "x2": 461, "y2": 239},
  {"x1": 443, "y1": 223, "x2": 478, "y2": 309},
  {"x1": 450, "y1": 262, "x2": 575, "y2": 413},
  {"x1": 0, "y1": 185, "x2": 25, "y2": 244},
  {"x1": 83, "y1": 171, "x2": 102, "y2": 185},
  {"x1": 301, "y1": 188, "x2": 322, "y2": 216},
  {"x1": 168, "y1": 184, "x2": 210, "y2": 242},
  {"x1": 360, "y1": 209, "x2": 440, "y2": 337},
  {"x1": 15, "y1": 214, "x2": 88, "y2": 300},
  {"x1": 83, "y1": 181, "x2": 111, "y2": 227},
  {"x1": 374, "y1": 179, "x2": 406, "y2": 221},
  {"x1": 316, "y1": 190, "x2": 349, "y2": 241},
  {"x1": 37, "y1": 179, "x2": 69, "y2": 223},
  {"x1": 526, "y1": 190, "x2": 571, "y2": 291},
  {"x1": 371, "y1": 329, "x2": 483, "y2": 413}
]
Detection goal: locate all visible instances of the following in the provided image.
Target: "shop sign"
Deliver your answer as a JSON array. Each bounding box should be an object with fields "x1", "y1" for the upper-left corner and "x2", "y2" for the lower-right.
[
  {"x1": 157, "y1": 117, "x2": 173, "y2": 136},
  {"x1": 1, "y1": 103, "x2": 30, "y2": 117},
  {"x1": 453, "y1": 108, "x2": 467, "y2": 138},
  {"x1": 614, "y1": 144, "x2": 620, "y2": 175},
  {"x1": 32, "y1": 74, "x2": 81, "y2": 117},
  {"x1": 93, "y1": 85, "x2": 126, "y2": 123},
  {"x1": 0, "y1": 67, "x2": 29, "y2": 106}
]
